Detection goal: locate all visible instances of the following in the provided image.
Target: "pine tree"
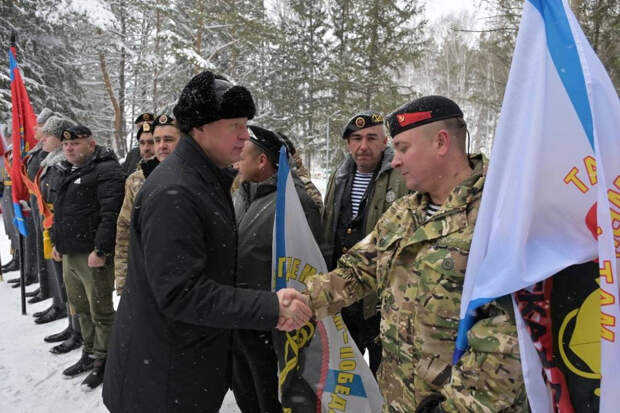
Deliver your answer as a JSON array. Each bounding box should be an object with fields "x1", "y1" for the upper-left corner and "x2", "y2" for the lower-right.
[
  {"x1": 0, "y1": 0, "x2": 88, "y2": 123},
  {"x1": 261, "y1": 0, "x2": 331, "y2": 172},
  {"x1": 324, "y1": 0, "x2": 427, "y2": 169}
]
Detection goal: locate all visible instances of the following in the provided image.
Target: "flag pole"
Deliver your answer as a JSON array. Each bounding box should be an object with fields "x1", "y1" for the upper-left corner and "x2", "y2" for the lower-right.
[
  {"x1": 19, "y1": 233, "x2": 26, "y2": 315},
  {"x1": 10, "y1": 30, "x2": 27, "y2": 315}
]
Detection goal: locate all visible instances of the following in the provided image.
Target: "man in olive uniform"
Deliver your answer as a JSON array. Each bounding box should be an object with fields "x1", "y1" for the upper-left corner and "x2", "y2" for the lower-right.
[
  {"x1": 321, "y1": 110, "x2": 407, "y2": 374},
  {"x1": 306, "y1": 96, "x2": 526, "y2": 413}
]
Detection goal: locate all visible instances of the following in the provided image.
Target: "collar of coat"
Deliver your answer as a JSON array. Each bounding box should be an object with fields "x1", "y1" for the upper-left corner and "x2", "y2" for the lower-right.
[
  {"x1": 40, "y1": 147, "x2": 65, "y2": 168},
  {"x1": 413, "y1": 153, "x2": 486, "y2": 209},
  {"x1": 174, "y1": 134, "x2": 234, "y2": 190},
  {"x1": 410, "y1": 153, "x2": 487, "y2": 240},
  {"x1": 377, "y1": 153, "x2": 487, "y2": 249},
  {"x1": 335, "y1": 146, "x2": 396, "y2": 182},
  {"x1": 239, "y1": 171, "x2": 305, "y2": 204}
]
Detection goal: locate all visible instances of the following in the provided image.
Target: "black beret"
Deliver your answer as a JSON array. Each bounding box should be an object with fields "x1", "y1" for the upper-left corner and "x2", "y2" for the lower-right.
[
  {"x1": 152, "y1": 114, "x2": 177, "y2": 130},
  {"x1": 385, "y1": 95, "x2": 463, "y2": 138},
  {"x1": 248, "y1": 125, "x2": 284, "y2": 166},
  {"x1": 173, "y1": 71, "x2": 256, "y2": 133},
  {"x1": 277, "y1": 131, "x2": 296, "y2": 155},
  {"x1": 61, "y1": 125, "x2": 92, "y2": 141},
  {"x1": 134, "y1": 113, "x2": 154, "y2": 124},
  {"x1": 136, "y1": 122, "x2": 153, "y2": 141},
  {"x1": 342, "y1": 110, "x2": 385, "y2": 139}
]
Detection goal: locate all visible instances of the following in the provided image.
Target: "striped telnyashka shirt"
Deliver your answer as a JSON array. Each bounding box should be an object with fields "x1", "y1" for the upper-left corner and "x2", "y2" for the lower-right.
[
  {"x1": 351, "y1": 170, "x2": 373, "y2": 217},
  {"x1": 424, "y1": 203, "x2": 440, "y2": 220}
]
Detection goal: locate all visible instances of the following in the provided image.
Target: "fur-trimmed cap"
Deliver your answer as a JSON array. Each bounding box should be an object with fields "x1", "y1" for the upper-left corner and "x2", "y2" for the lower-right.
[
  {"x1": 385, "y1": 95, "x2": 463, "y2": 138},
  {"x1": 37, "y1": 108, "x2": 54, "y2": 125},
  {"x1": 41, "y1": 116, "x2": 77, "y2": 140},
  {"x1": 173, "y1": 71, "x2": 256, "y2": 133}
]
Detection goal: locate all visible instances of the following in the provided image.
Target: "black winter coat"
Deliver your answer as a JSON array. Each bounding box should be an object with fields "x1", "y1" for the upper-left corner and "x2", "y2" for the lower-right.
[
  {"x1": 52, "y1": 145, "x2": 124, "y2": 255},
  {"x1": 103, "y1": 135, "x2": 280, "y2": 413},
  {"x1": 26, "y1": 147, "x2": 47, "y2": 180},
  {"x1": 234, "y1": 174, "x2": 321, "y2": 291}
]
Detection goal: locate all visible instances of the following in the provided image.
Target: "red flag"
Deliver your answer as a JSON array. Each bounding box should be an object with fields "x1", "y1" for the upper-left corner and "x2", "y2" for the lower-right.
[{"x1": 9, "y1": 43, "x2": 38, "y2": 235}]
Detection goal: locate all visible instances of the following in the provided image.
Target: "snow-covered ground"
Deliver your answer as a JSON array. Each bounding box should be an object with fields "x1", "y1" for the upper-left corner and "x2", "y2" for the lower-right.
[{"x1": 0, "y1": 219, "x2": 241, "y2": 413}]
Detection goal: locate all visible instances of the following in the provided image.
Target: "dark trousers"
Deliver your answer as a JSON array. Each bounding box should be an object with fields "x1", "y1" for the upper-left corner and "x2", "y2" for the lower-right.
[
  {"x1": 232, "y1": 330, "x2": 282, "y2": 413},
  {"x1": 63, "y1": 253, "x2": 115, "y2": 359},
  {"x1": 48, "y1": 258, "x2": 67, "y2": 310},
  {"x1": 22, "y1": 212, "x2": 38, "y2": 282}
]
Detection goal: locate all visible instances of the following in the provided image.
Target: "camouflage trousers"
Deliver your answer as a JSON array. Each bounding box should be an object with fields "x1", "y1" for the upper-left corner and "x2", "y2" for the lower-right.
[{"x1": 63, "y1": 253, "x2": 115, "y2": 359}]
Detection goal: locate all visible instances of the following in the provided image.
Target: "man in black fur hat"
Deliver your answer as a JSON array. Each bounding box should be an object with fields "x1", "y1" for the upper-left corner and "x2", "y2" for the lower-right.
[{"x1": 103, "y1": 71, "x2": 312, "y2": 413}]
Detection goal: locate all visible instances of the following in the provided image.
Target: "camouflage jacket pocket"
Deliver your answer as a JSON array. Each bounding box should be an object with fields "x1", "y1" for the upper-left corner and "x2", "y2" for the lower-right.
[{"x1": 414, "y1": 355, "x2": 452, "y2": 392}]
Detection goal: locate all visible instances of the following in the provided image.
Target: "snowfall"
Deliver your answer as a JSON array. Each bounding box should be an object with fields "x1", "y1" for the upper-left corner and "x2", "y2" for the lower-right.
[{"x1": 0, "y1": 178, "x2": 327, "y2": 413}]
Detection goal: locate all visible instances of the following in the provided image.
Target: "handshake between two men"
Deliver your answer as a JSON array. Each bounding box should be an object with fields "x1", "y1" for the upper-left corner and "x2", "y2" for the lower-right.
[{"x1": 275, "y1": 288, "x2": 313, "y2": 331}]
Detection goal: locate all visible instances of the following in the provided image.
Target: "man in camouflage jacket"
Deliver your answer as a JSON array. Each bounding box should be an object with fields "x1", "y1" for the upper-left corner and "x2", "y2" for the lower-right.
[
  {"x1": 114, "y1": 115, "x2": 180, "y2": 295},
  {"x1": 306, "y1": 96, "x2": 526, "y2": 413}
]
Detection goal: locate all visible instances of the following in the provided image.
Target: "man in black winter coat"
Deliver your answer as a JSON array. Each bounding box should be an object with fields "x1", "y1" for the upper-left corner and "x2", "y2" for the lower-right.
[
  {"x1": 103, "y1": 71, "x2": 311, "y2": 413},
  {"x1": 50, "y1": 125, "x2": 125, "y2": 390},
  {"x1": 231, "y1": 126, "x2": 322, "y2": 413}
]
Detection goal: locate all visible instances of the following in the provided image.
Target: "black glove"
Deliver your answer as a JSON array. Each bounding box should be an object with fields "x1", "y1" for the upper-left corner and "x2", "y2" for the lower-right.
[{"x1": 415, "y1": 394, "x2": 446, "y2": 413}]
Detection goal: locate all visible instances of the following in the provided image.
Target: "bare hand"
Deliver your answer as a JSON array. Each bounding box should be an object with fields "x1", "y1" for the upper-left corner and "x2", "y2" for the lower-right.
[
  {"x1": 51, "y1": 246, "x2": 63, "y2": 262},
  {"x1": 276, "y1": 288, "x2": 311, "y2": 331},
  {"x1": 88, "y1": 251, "x2": 106, "y2": 268}
]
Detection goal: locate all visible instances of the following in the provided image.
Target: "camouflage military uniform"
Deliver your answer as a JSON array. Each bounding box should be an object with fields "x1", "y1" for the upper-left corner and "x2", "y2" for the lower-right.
[
  {"x1": 306, "y1": 154, "x2": 526, "y2": 413},
  {"x1": 291, "y1": 153, "x2": 323, "y2": 212},
  {"x1": 114, "y1": 167, "x2": 145, "y2": 294}
]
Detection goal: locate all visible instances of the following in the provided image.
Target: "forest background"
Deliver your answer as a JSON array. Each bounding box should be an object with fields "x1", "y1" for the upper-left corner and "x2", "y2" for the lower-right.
[{"x1": 0, "y1": 0, "x2": 617, "y2": 172}]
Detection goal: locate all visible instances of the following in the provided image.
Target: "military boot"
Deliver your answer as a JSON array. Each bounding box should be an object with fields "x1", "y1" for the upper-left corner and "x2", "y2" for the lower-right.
[
  {"x1": 2, "y1": 259, "x2": 19, "y2": 272},
  {"x1": 11, "y1": 277, "x2": 36, "y2": 288},
  {"x1": 44, "y1": 325, "x2": 72, "y2": 343},
  {"x1": 50, "y1": 331, "x2": 82, "y2": 354},
  {"x1": 62, "y1": 352, "x2": 94, "y2": 378},
  {"x1": 34, "y1": 306, "x2": 67, "y2": 324},
  {"x1": 81, "y1": 358, "x2": 105, "y2": 391},
  {"x1": 25, "y1": 288, "x2": 40, "y2": 297},
  {"x1": 33, "y1": 304, "x2": 54, "y2": 318},
  {"x1": 28, "y1": 293, "x2": 50, "y2": 304}
]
